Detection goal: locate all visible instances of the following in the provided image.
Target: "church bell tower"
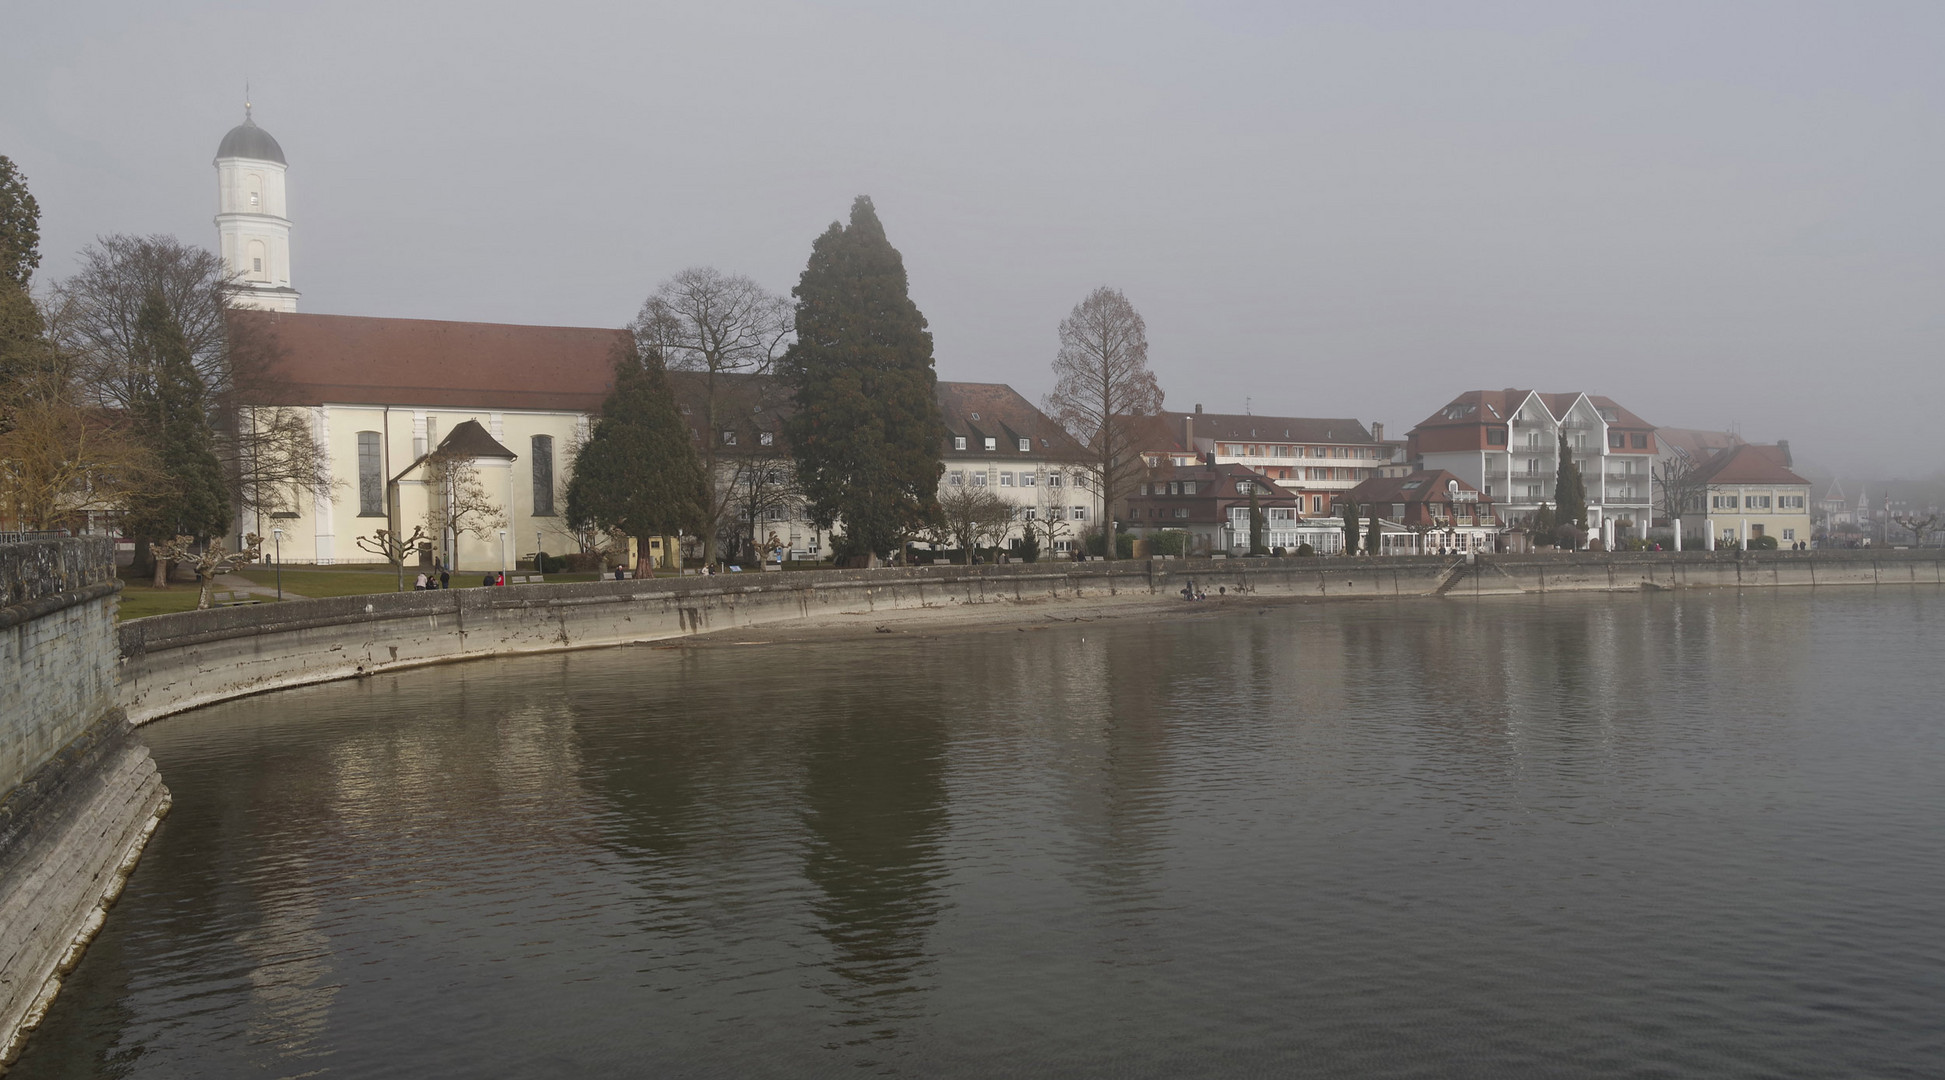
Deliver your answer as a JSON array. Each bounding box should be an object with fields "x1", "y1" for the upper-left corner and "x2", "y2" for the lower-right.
[{"x1": 214, "y1": 101, "x2": 298, "y2": 311}]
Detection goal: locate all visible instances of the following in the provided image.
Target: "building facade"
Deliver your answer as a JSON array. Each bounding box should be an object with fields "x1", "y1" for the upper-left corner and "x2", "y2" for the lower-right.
[
  {"x1": 1408, "y1": 390, "x2": 1656, "y2": 545},
  {"x1": 1125, "y1": 458, "x2": 1331, "y2": 554},
  {"x1": 1152, "y1": 407, "x2": 1398, "y2": 519},
  {"x1": 1683, "y1": 444, "x2": 1813, "y2": 549},
  {"x1": 1346, "y1": 470, "x2": 1501, "y2": 555}
]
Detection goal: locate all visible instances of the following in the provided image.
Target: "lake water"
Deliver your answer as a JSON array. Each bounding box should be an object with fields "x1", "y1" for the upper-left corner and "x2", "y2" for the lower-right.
[{"x1": 13, "y1": 590, "x2": 1944, "y2": 1078}]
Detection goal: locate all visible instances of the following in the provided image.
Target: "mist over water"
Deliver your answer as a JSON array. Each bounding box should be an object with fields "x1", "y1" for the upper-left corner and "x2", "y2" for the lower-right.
[{"x1": 15, "y1": 591, "x2": 1944, "y2": 1078}]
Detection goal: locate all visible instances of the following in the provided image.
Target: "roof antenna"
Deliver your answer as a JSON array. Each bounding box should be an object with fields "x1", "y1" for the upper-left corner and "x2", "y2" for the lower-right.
[{"x1": 1245, "y1": 395, "x2": 1252, "y2": 415}]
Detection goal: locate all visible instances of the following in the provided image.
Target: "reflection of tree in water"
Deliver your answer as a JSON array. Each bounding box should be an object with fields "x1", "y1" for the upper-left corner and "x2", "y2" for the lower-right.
[{"x1": 798, "y1": 672, "x2": 949, "y2": 1056}]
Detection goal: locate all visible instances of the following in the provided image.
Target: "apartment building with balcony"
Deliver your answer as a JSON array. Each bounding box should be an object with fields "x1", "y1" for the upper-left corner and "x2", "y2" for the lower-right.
[
  {"x1": 1408, "y1": 390, "x2": 1657, "y2": 544},
  {"x1": 1150, "y1": 406, "x2": 1400, "y2": 519}
]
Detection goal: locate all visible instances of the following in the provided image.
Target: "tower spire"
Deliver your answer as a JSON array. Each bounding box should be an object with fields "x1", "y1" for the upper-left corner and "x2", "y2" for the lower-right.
[{"x1": 244, "y1": 80, "x2": 252, "y2": 121}]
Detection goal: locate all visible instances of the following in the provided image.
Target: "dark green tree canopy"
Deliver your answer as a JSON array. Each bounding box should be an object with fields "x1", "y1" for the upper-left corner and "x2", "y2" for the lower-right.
[
  {"x1": 779, "y1": 196, "x2": 944, "y2": 562},
  {"x1": 122, "y1": 292, "x2": 229, "y2": 542},
  {"x1": 565, "y1": 340, "x2": 707, "y2": 546},
  {"x1": 1342, "y1": 498, "x2": 1360, "y2": 555},
  {"x1": 1554, "y1": 431, "x2": 1587, "y2": 530},
  {"x1": 0, "y1": 155, "x2": 40, "y2": 289}
]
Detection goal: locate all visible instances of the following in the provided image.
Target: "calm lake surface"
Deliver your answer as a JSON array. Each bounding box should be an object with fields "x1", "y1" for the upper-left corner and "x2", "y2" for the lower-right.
[{"x1": 15, "y1": 590, "x2": 1945, "y2": 1078}]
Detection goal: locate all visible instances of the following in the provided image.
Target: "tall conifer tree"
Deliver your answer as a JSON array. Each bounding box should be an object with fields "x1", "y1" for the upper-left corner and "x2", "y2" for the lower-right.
[
  {"x1": 123, "y1": 292, "x2": 230, "y2": 584},
  {"x1": 565, "y1": 341, "x2": 707, "y2": 571},
  {"x1": 1342, "y1": 498, "x2": 1361, "y2": 555},
  {"x1": 1554, "y1": 430, "x2": 1587, "y2": 544},
  {"x1": 779, "y1": 196, "x2": 944, "y2": 563}
]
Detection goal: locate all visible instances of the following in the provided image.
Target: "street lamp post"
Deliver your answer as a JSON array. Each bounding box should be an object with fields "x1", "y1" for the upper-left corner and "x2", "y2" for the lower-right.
[
  {"x1": 271, "y1": 527, "x2": 283, "y2": 600},
  {"x1": 498, "y1": 529, "x2": 508, "y2": 579}
]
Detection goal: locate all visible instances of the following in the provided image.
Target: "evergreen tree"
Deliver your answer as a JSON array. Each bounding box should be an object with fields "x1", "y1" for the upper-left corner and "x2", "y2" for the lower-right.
[
  {"x1": 1366, "y1": 512, "x2": 1382, "y2": 556},
  {"x1": 1554, "y1": 431, "x2": 1587, "y2": 533},
  {"x1": 0, "y1": 156, "x2": 47, "y2": 391},
  {"x1": 1342, "y1": 498, "x2": 1360, "y2": 555},
  {"x1": 123, "y1": 292, "x2": 230, "y2": 584},
  {"x1": 1247, "y1": 483, "x2": 1267, "y2": 555},
  {"x1": 779, "y1": 196, "x2": 945, "y2": 564},
  {"x1": 1531, "y1": 502, "x2": 1557, "y2": 547},
  {"x1": 565, "y1": 341, "x2": 707, "y2": 571}
]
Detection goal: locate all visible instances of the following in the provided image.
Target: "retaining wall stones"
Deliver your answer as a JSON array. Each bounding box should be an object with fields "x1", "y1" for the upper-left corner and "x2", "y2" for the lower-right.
[
  {"x1": 117, "y1": 549, "x2": 1945, "y2": 728},
  {"x1": 1, "y1": 540, "x2": 168, "y2": 1067}
]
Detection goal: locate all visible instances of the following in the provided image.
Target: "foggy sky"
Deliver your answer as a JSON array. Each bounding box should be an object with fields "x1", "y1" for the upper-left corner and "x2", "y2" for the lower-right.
[{"x1": 6, "y1": 1, "x2": 1942, "y2": 477}]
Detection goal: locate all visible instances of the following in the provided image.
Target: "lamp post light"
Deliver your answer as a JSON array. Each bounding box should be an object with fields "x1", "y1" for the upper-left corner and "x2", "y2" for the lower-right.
[
  {"x1": 271, "y1": 527, "x2": 284, "y2": 600},
  {"x1": 535, "y1": 528, "x2": 542, "y2": 572},
  {"x1": 497, "y1": 529, "x2": 508, "y2": 579}
]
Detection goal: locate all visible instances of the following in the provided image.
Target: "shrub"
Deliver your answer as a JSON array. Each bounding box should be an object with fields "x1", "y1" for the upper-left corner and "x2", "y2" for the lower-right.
[
  {"x1": 562, "y1": 551, "x2": 603, "y2": 572},
  {"x1": 1084, "y1": 529, "x2": 1135, "y2": 558},
  {"x1": 1297, "y1": 543, "x2": 1315, "y2": 557},
  {"x1": 1148, "y1": 530, "x2": 1190, "y2": 557},
  {"x1": 1748, "y1": 534, "x2": 1779, "y2": 550},
  {"x1": 1011, "y1": 534, "x2": 1041, "y2": 563}
]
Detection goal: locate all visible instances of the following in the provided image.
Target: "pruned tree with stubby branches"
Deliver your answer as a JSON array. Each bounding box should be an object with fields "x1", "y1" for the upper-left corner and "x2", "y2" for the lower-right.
[
  {"x1": 1653, "y1": 454, "x2": 1702, "y2": 534},
  {"x1": 637, "y1": 266, "x2": 792, "y2": 566},
  {"x1": 1892, "y1": 512, "x2": 1942, "y2": 548},
  {"x1": 1044, "y1": 287, "x2": 1163, "y2": 561},
  {"x1": 153, "y1": 532, "x2": 260, "y2": 610},
  {"x1": 356, "y1": 525, "x2": 432, "y2": 592}
]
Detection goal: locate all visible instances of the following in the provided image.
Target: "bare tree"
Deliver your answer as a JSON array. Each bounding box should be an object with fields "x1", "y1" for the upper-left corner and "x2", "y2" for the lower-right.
[
  {"x1": 636, "y1": 267, "x2": 792, "y2": 566},
  {"x1": 355, "y1": 525, "x2": 432, "y2": 592},
  {"x1": 929, "y1": 487, "x2": 1015, "y2": 564},
  {"x1": 152, "y1": 532, "x2": 260, "y2": 610},
  {"x1": 424, "y1": 451, "x2": 507, "y2": 566},
  {"x1": 1044, "y1": 287, "x2": 1163, "y2": 560},
  {"x1": 725, "y1": 457, "x2": 801, "y2": 564},
  {"x1": 1023, "y1": 503, "x2": 1072, "y2": 560},
  {"x1": 0, "y1": 365, "x2": 156, "y2": 530},
  {"x1": 49, "y1": 236, "x2": 330, "y2": 529},
  {"x1": 1892, "y1": 512, "x2": 1941, "y2": 548},
  {"x1": 1653, "y1": 455, "x2": 1702, "y2": 533}
]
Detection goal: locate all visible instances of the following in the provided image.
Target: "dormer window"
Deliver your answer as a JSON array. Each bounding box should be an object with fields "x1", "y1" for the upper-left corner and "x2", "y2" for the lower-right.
[
  {"x1": 759, "y1": 432, "x2": 774, "y2": 447},
  {"x1": 953, "y1": 436, "x2": 967, "y2": 451},
  {"x1": 722, "y1": 430, "x2": 737, "y2": 446},
  {"x1": 1018, "y1": 437, "x2": 1030, "y2": 452},
  {"x1": 984, "y1": 437, "x2": 996, "y2": 451}
]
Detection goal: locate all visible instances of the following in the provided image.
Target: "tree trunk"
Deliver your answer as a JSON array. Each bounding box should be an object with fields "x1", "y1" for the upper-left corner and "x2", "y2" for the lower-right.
[{"x1": 152, "y1": 554, "x2": 168, "y2": 589}]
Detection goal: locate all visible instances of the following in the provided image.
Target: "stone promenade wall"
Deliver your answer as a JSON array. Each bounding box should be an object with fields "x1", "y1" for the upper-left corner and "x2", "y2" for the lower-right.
[
  {"x1": 1, "y1": 540, "x2": 169, "y2": 1066},
  {"x1": 117, "y1": 549, "x2": 1945, "y2": 728}
]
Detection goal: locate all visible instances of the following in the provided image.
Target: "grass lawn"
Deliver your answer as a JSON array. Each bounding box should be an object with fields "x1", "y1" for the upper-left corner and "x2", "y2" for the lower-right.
[{"x1": 115, "y1": 582, "x2": 214, "y2": 621}]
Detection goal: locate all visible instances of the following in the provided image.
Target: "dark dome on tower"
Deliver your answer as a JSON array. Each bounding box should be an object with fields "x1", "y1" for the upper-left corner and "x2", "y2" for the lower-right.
[{"x1": 216, "y1": 114, "x2": 286, "y2": 165}]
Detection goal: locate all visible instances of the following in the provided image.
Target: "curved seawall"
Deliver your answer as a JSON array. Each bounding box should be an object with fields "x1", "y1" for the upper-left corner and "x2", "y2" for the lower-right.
[
  {"x1": 116, "y1": 550, "x2": 1943, "y2": 727},
  {"x1": 1, "y1": 540, "x2": 168, "y2": 1067}
]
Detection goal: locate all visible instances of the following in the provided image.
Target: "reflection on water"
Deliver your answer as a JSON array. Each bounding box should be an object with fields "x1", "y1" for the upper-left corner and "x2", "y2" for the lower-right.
[{"x1": 14, "y1": 590, "x2": 1945, "y2": 1079}]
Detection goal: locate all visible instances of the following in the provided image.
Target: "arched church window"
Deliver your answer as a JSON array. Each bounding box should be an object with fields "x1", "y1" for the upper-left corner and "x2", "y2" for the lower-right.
[
  {"x1": 247, "y1": 239, "x2": 268, "y2": 280},
  {"x1": 246, "y1": 173, "x2": 263, "y2": 209},
  {"x1": 357, "y1": 432, "x2": 384, "y2": 516},
  {"x1": 532, "y1": 435, "x2": 555, "y2": 516}
]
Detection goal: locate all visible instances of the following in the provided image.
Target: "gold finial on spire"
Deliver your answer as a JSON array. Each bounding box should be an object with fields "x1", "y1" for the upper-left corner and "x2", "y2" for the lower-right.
[{"x1": 245, "y1": 80, "x2": 252, "y2": 121}]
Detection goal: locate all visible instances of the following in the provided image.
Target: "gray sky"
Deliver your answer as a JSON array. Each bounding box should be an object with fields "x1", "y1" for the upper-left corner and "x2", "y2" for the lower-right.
[{"x1": 7, "y1": 1, "x2": 1942, "y2": 477}]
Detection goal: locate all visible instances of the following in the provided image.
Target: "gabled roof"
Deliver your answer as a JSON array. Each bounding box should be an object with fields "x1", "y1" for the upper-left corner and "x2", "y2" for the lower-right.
[
  {"x1": 1348, "y1": 469, "x2": 1491, "y2": 506},
  {"x1": 434, "y1": 419, "x2": 516, "y2": 460},
  {"x1": 235, "y1": 310, "x2": 631, "y2": 411},
  {"x1": 1414, "y1": 389, "x2": 1654, "y2": 431},
  {"x1": 1691, "y1": 443, "x2": 1809, "y2": 487},
  {"x1": 938, "y1": 382, "x2": 1088, "y2": 460}
]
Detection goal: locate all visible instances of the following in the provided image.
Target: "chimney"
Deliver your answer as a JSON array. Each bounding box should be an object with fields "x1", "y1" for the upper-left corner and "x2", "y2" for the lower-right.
[
  {"x1": 1371, "y1": 421, "x2": 1384, "y2": 443},
  {"x1": 1184, "y1": 413, "x2": 1194, "y2": 452},
  {"x1": 1776, "y1": 439, "x2": 1792, "y2": 466},
  {"x1": 1194, "y1": 403, "x2": 1203, "y2": 414},
  {"x1": 1204, "y1": 451, "x2": 1216, "y2": 467}
]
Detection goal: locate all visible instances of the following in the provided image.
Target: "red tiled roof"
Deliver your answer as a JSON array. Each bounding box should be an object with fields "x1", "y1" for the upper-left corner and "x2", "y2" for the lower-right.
[
  {"x1": 1158, "y1": 410, "x2": 1375, "y2": 448},
  {"x1": 1691, "y1": 444, "x2": 1809, "y2": 487},
  {"x1": 235, "y1": 310, "x2": 631, "y2": 411}
]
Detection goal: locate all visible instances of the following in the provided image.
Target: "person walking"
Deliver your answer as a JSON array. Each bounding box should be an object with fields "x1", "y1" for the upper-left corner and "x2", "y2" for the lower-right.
[{"x1": 438, "y1": 567, "x2": 450, "y2": 589}]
